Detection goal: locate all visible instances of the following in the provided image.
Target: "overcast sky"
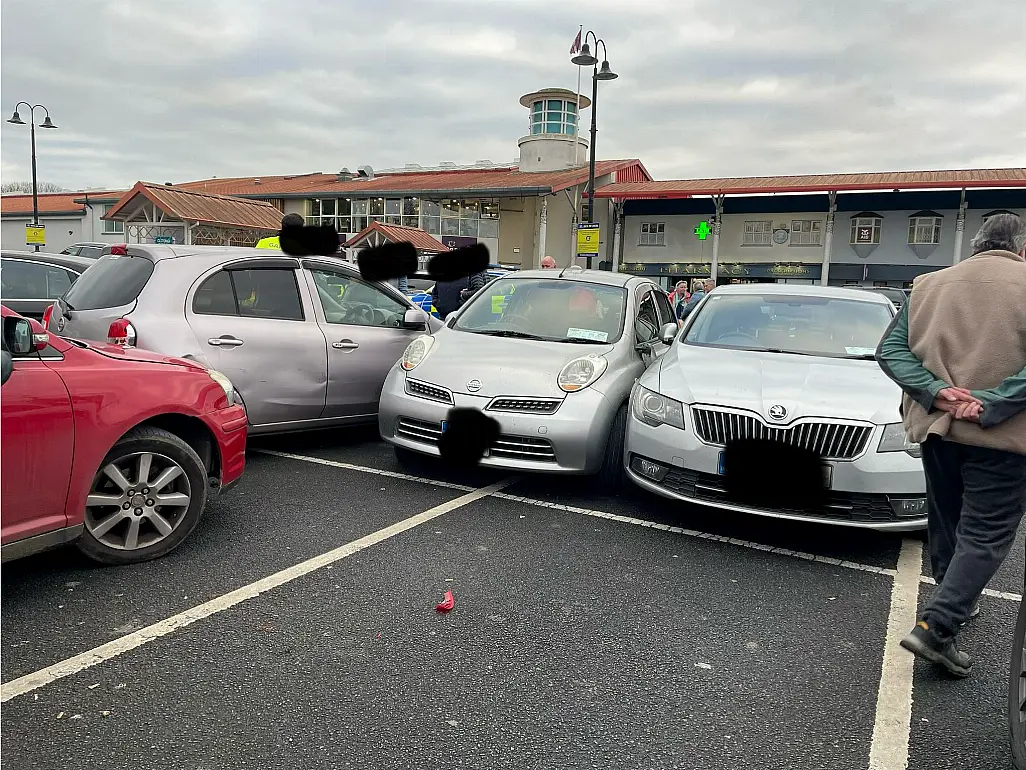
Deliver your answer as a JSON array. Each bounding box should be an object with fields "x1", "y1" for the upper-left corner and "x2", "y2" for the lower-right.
[{"x1": 2, "y1": 0, "x2": 1024, "y2": 191}]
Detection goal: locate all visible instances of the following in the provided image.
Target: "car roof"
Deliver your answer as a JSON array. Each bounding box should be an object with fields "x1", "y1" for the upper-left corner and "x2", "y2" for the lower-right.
[
  {"x1": 708, "y1": 282, "x2": 894, "y2": 305},
  {"x1": 69, "y1": 242, "x2": 108, "y2": 247},
  {"x1": 504, "y1": 268, "x2": 643, "y2": 288},
  {"x1": 1, "y1": 250, "x2": 95, "y2": 272}
]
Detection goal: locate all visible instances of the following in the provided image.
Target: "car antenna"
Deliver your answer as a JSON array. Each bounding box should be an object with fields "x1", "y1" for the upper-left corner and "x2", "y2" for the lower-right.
[{"x1": 558, "y1": 264, "x2": 584, "y2": 279}]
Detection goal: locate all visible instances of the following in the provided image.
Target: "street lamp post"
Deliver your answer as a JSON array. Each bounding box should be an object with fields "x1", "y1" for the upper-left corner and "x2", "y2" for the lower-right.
[
  {"x1": 7, "y1": 103, "x2": 58, "y2": 253},
  {"x1": 572, "y1": 33, "x2": 617, "y2": 269}
]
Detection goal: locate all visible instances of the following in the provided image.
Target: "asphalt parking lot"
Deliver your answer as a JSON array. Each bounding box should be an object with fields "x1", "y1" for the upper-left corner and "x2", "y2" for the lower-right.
[{"x1": 2, "y1": 427, "x2": 1023, "y2": 770}]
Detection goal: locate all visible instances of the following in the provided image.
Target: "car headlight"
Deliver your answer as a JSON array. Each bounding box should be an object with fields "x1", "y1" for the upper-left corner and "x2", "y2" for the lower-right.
[
  {"x1": 208, "y1": 369, "x2": 241, "y2": 407},
  {"x1": 632, "y1": 385, "x2": 685, "y2": 429},
  {"x1": 558, "y1": 354, "x2": 608, "y2": 393},
  {"x1": 878, "y1": 423, "x2": 921, "y2": 458},
  {"x1": 401, "y1": 335, "x2": 435, "y2": 371}
]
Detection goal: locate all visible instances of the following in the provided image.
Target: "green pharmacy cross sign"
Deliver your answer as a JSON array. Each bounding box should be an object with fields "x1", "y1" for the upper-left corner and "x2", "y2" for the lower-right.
[{"x1": 694, "y1": 221, "x2": 712, "y2": 240}]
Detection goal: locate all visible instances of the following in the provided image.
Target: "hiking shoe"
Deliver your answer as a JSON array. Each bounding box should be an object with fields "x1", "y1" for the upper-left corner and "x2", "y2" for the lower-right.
[{"x1": 900, "y1": 621, "x2": 973, "y2": 678}]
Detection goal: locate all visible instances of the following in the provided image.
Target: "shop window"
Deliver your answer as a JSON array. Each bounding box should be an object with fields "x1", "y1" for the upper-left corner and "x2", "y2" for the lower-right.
[
  {"x1": 743, "y1": 220, "x2": 772, "y2": 246},
  {"x1": 908, "y1": 212, "x2": 942, "y2": 245},
  {"x1": 639, "y1": 222, "x2": 665, "y2": 246},
  {"x1": 790, "y1": 220, "x2": 822, "y2": 246},
  {"x1": 850, "y1": 213, "x2": 883, "y2": 245},
  {"x1": 102, "y1": 205, "x2": 124, "y2": 234}
]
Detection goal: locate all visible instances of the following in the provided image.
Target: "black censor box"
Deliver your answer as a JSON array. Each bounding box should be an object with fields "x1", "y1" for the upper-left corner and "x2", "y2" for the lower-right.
[{"x1": 721, "y1": 438, "x2": 829, "y2": 511}]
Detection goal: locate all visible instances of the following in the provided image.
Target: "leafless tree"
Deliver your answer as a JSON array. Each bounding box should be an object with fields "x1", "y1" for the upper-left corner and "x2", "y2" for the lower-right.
[{"x1": 0, "y1": 181, "x2": 67, "y2": 193}]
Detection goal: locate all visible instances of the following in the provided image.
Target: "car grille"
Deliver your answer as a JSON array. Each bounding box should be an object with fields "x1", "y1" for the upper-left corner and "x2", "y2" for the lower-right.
[
  {"x1": 654, "y1": 465, "x2": 912, "y2": 524},
  {"x1": 405, "y1": 379, "x2": 453, "y2": 404},
  {"x1": 691, "y1": 408, "x2": 871, "y2": 460},
  {"x1": 395, "y1": 417, "x2": 556, "y2": 463},
  {"x1": 487, "y1": 397, "x2": 561, "y2": 414}
]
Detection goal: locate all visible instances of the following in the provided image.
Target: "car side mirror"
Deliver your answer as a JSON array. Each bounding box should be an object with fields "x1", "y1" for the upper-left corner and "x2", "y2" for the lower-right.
[
  {"x1": 401, "y1": 307, "x2": 428, "y2": 331},
  {"x1": 659, "y1": 322, "x2": 678, "y2": 345},
  {"x1": 1, "y1": 350, "x2": 12, "y2": 386},
  {"x1": 3, "y1": 316, "x2": 37, "y2": 355}
]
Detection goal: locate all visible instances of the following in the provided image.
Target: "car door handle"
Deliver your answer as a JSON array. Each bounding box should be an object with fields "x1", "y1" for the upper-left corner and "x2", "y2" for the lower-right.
[
  {"x1": 332, "y1": 340, "x2": 359, "y2": 350},
  {"x1": 208, "y1": 336, "x2": 244, "y2": 347}
]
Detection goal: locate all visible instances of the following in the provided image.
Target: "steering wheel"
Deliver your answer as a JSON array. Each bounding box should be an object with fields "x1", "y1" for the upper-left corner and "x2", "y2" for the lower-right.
[
  {"x1": 502, "y1": 313, "x2": 532, "y2": 330},
  {"x1": 342, "y1": 303, "x2": 376, "y2": 325},
  {"x1": 714, "y1": 331, "x2": 758, "y2": 344},
  {"x1": 384, "y1": 311, "x2": 404, "y2": 328}
]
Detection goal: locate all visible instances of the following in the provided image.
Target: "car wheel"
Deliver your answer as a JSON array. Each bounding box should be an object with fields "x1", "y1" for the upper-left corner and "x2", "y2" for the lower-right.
[
  {"x1": 596, "y1": 403, "x2": 628, "y2": 493},
  {"x1": 76, "y1": 426, "x2": 209, "y2": 565},
  {"x1": 394, "y1": 445, "x2": 431, "y2": 473},
  {"x1": 1009, "y1": 596, "x2": 1026, "y2": 769}
]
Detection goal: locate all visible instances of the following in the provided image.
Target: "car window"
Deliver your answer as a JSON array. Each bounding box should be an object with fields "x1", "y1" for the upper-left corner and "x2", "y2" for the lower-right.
[
  {"x1": 192, "y1": 270, "x2": 238, "y2": 316},
  {"x1": 310, "y1": 269, "x2": 409, "y2": 327},
  {"x1": 684, "y1": 294, "x2": 894, "y2": 358},
  {"x1": 635, "y1": 290, "x2": 661, "y2": 342},
  {"x1": 79, "y1": 246, "x2": 103, "y2": 259},
  {"x1": 0, "y1": 259, "x2": 75, "y2": 299},
  {"x1": 63, "y1": 254, "x2": 154, "y2": 310},
  {"x1": 651, "y1": 287, "x2": 676, "y2": 327},
  {"x1": 455, "y1": 277, "x2": 627, "y2": 343},
  {"x1": 229, "y1": 268, "x2": 305, "y2": 321}
]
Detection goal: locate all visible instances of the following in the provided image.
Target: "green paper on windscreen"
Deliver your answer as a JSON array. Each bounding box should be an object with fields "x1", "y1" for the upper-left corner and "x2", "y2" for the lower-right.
[{"x1": 845, "y1": 346, "x2": 877, "y2": 356}]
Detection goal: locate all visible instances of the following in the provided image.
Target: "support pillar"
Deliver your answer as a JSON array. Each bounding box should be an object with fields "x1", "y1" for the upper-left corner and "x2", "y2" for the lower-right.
[
  {"x1": 952, "y1": 189, "x2": 968, "y2": 264},
  {"x1": 611, "y1": 200, "x2": 623, "y2": 273},
  {"x1": 710, "y1": 195, "x2": 724, "y2": 283},
  {"x1": 535, "y1": 197, "x2": 547, "y2": 269},
  {"x1": 821, "y1": 191, "x2": 837, "y2": 286}
]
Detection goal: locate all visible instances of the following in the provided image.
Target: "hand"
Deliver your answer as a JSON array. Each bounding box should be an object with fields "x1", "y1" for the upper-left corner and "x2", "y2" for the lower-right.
[{"x1": 933, "y1": 387, "x2": 983, "y2": 423}]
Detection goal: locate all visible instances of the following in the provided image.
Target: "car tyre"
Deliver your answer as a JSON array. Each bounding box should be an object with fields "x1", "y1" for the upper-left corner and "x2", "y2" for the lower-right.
[
  {"x1": 1009, "y1": 595, "x2": 1026, "y2": 769},
  {"x1": 76, "y1": 426, "x2": 209, "y2": 566},
  {"x1": 596, "y1": 403, "x2": 628, "y2": 493}
]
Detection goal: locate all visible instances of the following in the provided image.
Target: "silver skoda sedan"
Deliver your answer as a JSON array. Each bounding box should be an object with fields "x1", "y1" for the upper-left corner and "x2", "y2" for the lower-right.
[
  {"x1": 378, "y1": 267, "x2": 679, "y2": 488},
  {"x1": 624, "y1": 284, "x2": 928, "y2": 530}
]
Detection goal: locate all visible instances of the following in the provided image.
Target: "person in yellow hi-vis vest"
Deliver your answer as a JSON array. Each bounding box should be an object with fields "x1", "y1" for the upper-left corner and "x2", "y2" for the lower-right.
[{"x1": 256, "y1": 213, "x2": 305, "y2": 249}]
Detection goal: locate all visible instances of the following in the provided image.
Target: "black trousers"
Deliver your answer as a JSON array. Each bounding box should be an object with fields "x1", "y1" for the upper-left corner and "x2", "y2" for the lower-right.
[{"x1": 921, "y1": 436, "x2": 1026, "y2": 636}]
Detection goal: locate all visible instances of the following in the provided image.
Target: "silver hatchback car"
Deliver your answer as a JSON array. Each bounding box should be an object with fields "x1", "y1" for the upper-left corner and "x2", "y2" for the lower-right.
[
  {"x1": 378, "y1": 267, "x2": 680, "y2": 488},
  {"x1": 49, "y1": 245, "x2": 442, "y2": 434}
]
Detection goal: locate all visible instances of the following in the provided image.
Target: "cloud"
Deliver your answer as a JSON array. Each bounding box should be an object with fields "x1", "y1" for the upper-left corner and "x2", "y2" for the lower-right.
[{"x1": 1, "y1": 0, "x2": 1023, "y2": 191}]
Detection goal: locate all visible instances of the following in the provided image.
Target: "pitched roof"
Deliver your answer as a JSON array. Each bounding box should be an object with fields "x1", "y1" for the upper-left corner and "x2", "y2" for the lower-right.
[
  {"x1": 344, "y1": 222, "x2": 447, "y2": 252},
  {"x1": 592, "y1": 168, "x2": 1026, "y2": 199},
  {"x1": 1, "y1": 191, "x2": 122, "y2": 217},
  {"x1": 175, "y1": 160, "x2": 651, "y2": 199},
  {"x1": 103, "y1": 182, "x2": 284, "y2": 231}
]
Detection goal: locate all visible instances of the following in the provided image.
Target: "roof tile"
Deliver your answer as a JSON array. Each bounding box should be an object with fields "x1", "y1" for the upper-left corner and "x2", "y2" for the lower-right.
[
  {"x1": 344, "y1": 222, "x2": 447, "y2": 251},
  {"x1": 104, "y1": 182, "x2": 284, "y2": 230}
]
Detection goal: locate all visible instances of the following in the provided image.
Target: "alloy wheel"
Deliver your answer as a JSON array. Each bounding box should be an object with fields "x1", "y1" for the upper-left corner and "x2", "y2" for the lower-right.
[{"x1": 84, "y1": 451, "x2": 192, "y2": 551}]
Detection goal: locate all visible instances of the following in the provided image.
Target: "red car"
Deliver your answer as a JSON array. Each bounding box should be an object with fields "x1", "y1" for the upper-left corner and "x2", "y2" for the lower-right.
[{"x1": 1, "y1": 305, "x2": 247, "y2": 565}]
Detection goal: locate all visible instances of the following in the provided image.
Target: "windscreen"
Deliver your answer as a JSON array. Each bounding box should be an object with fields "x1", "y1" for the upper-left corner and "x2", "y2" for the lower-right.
[
  {"x1": 684, "y1": 293, "x2": 894, "y2": 358},
  {"x1": 454, "y1": 278, "x2": 628, "y2": 344},
  {"x1": 62, "y1": 253, "x2": 155, "y2": 310}
]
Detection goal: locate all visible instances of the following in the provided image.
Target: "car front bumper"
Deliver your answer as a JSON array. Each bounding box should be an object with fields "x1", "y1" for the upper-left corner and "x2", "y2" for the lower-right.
[
  {"x1": 378, "y1": 366, "x2": 617, "y2": 474},
  {"x1": 207, "y1": 403, "x2": 248, "y2": 491},
  {"x1": 624, "y1": 411, "x2": 928, "y2": 531}
]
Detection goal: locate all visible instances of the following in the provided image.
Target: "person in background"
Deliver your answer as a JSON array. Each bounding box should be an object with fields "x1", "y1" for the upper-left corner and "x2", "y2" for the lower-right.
[
  {"x1": 436, "y1": 267, "x2": 488, "y2": 321},
  {"x1": 256, "y1": 213, "x2": 305, "y2": 250},
  {"x1": 669, "y1": 281, "x2": 689, "y2": 313},
  {"x1": 679, "y1": 279, "x2": 715, "y2": 321},
  {"x1": 541, "y1": 256, "x2": 557, "y2": 269},
  {"x1": 876, "y1": 212, "x2": 1026, "y2": 678}
]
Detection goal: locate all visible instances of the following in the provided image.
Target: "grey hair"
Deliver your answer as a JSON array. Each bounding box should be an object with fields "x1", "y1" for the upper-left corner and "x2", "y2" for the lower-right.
[{"x1": 970, "y1": 212, "x2": 1026, "y2": 255}]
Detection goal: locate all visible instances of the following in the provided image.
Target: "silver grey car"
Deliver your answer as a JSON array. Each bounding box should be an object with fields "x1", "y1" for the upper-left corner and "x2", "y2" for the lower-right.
[
  {"x1": 378, "y1": 267, "x2": 680, "y2": 488},
  {"x1": 48, "y1": 245, "x2": 442, "y2": 435},
  {"x1": 624, "y1": 283, "x2": 928, "y2": 531}
]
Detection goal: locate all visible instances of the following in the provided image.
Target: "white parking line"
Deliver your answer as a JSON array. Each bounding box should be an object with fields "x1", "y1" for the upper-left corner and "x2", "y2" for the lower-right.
[
  {"x1": 868, "y1": 538, "x2": 922, "y2": 770},
  {"x1": 255, "y1": 449, "x2": 477, "y2": 492},
  {"x1": 0, "y1": 479, "x2": 512, "y2": 703},
  {"x1": 919, "y1": 575, "x2": 1022, "y2": 603}
]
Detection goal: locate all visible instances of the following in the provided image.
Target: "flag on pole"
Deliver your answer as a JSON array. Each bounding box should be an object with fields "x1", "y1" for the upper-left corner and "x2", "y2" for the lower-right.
[{"x1": 570, "y1": 27, "x2": 582, "y2": 54}]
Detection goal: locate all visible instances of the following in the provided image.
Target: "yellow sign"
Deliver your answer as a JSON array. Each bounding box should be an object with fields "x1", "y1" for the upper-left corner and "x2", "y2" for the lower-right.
[
  {"x1": 25, "y1": 225, "x2": 45, "y2": 245},
  {"x1": 576, "y1": 223, "x2": 600, "y2": 257},
  {"x1": 256, "y1": 235, "x2": 280, "y2": 249}
]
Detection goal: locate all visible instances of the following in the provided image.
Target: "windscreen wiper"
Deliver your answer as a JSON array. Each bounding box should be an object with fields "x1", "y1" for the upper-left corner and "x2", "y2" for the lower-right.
[
  {"x1": 761, "y1": 348, "x2": 815, "y2": 356},
  {"x1": 471, "y1": 329, "x2": 546, "y2": 340},
  {"x1": 553, "y1": 337, "x2": 607, "y2": 344}
]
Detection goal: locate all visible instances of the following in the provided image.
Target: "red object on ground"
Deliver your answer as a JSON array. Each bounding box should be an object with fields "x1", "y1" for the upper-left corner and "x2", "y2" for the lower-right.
[{"x1": 435, "y1": 590, "x2": 455, "y2": 613}]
